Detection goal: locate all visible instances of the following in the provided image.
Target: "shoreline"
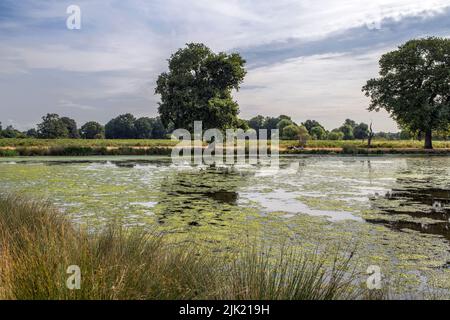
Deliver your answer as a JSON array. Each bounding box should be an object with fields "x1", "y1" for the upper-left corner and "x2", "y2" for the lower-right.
[
  {"x1": 0, "y1": 195, "x2": 365, "y2": 300},
  {"x1": 1, "y1": 138, "x2": 450, "y2": 157},
  {"x1": 2, "y1": 145, "x2": 450, "y2": 157}
]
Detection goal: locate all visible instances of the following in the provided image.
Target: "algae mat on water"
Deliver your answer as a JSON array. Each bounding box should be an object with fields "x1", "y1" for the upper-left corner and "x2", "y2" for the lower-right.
[{"x1": 0, "y1": 155, "x2": 449, "y2": 297}]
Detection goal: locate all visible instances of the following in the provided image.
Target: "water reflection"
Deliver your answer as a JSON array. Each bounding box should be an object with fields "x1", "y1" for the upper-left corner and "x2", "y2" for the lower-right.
[
  {"x1": 2, "y1": 156, "x2": 450, "y2": 294},
  {"x1": 154, "y1": 167, "x2": 248, "y2": 226},
  {"x1": 369, "y1": 180, "x2": 450, "y2": 241}
]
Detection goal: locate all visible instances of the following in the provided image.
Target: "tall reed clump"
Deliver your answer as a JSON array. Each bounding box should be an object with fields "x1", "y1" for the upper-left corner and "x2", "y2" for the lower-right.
[{"x1": 0, "y1": 195, "x2": 363, "y2": 300}]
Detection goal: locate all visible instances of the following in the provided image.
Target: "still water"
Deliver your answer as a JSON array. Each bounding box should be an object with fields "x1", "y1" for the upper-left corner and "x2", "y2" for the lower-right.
[{"x1": 0, "y1": 155, "x2": 449, "y2": 295}]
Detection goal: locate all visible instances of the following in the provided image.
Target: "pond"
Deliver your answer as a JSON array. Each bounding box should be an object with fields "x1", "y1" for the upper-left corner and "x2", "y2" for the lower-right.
[{"x1": 0, "y1": 155, "x2": 449, "y2": 296}]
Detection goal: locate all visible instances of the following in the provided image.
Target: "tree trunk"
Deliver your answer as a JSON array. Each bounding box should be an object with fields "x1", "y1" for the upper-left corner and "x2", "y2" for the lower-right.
[
  {"x1": 367, "y1": 122, "x2": 373, "y2": 148},
  {"x1": 424, "y1": 129, "x2": 433, "y2": 150}
]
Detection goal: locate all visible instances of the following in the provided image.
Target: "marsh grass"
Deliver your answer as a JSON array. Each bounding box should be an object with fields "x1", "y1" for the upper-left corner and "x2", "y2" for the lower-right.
[
  {"x1": 0, "y1": 195, "x2": 366, "y2": 300},
  {"x1": 219, "y1": 245, "x2": 359, "y2": 300},
  {"x1": 1, "y1": 138, "x2": 450, "y2": 157},
  {"x1": 299, "y1": 140, "x2": 450, "y2": 149},
  {"x1": 0, "y1": 138, "x2": 179, "y2": 148},
  {"x1": 2, "y1": 138, "x2": 450, "y2": 149}
]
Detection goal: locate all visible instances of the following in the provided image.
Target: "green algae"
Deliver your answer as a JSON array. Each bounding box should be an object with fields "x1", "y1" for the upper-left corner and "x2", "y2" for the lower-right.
[{"x1": 0, "y1": 155, "x2": 449, "y2": 298}]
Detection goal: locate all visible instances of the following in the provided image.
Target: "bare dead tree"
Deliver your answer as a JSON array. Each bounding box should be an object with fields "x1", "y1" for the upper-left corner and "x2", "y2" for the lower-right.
[{"x1": 368, "y1": 122, "x2": 375, "y2": 148}]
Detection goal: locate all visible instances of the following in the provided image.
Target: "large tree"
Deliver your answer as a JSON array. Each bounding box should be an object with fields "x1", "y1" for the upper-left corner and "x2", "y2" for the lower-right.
[
  {"x1": 264, "y1": 117, "x2": 282, "y2": 131},
  {"x1": 310, "y1": 126, "x2": 327, "y2": 140},
  {"x1": 302, "y1": 120, "x2": 325, "y2": 134},
  {"x1": 151, "y1": 117, "x2": 169, "y2": 139},
  {"x1": 80, "y1": 121, "x2": 104, "y2": 139},
  {"x1": 353, "y1": 123, "x2": 369, "y2": 140},
  {"x1": 1, "y1": 125, "x2": 23, "y2": 138},
  {"x1": 37, "y1": 114, "x2": 69, "y2": 139},
  {"x1": 105, "y1": 114, "x2": 137, "y2": 139},
  {"x1": 247, "y1": 115, "x2": 265, "y2": 131},
  {"x1": 135, "y1": 117, "x2": 154, "y2": 139},
  {"x1": 277, "y1": 118, "x2": 294, "y2": 135},
  {"x1": 339, "y1": 124, "x2": 354, "y2": 140},
  {"x1": 282, "y1": 124, "x2": 300, "y2": 140},
  {"x1": 363, "y1": 37, "x2": 450, "y2": 149},
  {"x1": 155, "y1": 43, "x2": 246, "y2": 132},
  {"x1": 60, "y1": 117, "x2": 80, "y2": 139}
]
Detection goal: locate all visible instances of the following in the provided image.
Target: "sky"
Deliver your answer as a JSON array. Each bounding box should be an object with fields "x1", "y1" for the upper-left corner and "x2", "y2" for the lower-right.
[{"x1": 1, "y1": 0, "x2": 450, "y2": 132}]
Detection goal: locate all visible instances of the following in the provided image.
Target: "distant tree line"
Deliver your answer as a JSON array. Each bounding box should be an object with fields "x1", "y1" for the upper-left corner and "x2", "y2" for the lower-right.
[
  {"x1": 242, "y1": 116, "x2": 434, "y2": 141},
  {"x1": 0, "y1": 114, "x2": 169, "y2": 139},
  {"x1": 1, "y1": 114, "x2": 449, "y2": 141}
]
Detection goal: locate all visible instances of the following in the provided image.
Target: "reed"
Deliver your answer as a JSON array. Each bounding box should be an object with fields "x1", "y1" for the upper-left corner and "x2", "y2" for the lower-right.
[{"x1": 0, "y1": 195, "x2": 365, "y2": 300}]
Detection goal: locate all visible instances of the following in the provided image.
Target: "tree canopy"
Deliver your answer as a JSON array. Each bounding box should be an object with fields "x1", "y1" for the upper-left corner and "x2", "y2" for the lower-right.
[
  {"x1": 104, "y1": 114, "x2": 169, "y2": 139},
  {"x1": 37, "y1": 114, "x2": 69, "y2": 139},
  {"x1": 277, "y1": 119, "x2": 294, "y2": 135},
  {"x1": 353, "y1": 123, "x2": 369, "y2": 140},
  {"x1": 282, "y1": 124, "x2": 300, "y2": 140},
  {"x1": 302, "y1": 120, "x2": 324, "y2": 133},
  {"x1": 340, "y1": 124, "x2": 354, "y2": 140},
  {"x1": 61, "y1": 117, "x2": 80, "y2": 139},
  {"x1": 105, "y1": 114, "x2": 137, "y2": 139},
  {"x1": 310, "y1": 126, "x2": 327, "y2": 140},
  {"x1": 135, "y1": 117, "x2": 154, "y2": 139},
  {"x1": 80, "y1": 121, "x2": 104, "y2": 139},
  {"x1": 155, "y1": 43, "x2": 246, "y2": 132},
  {"x1": 363, "y1": 37, "x2": 450, "y2": 149}
]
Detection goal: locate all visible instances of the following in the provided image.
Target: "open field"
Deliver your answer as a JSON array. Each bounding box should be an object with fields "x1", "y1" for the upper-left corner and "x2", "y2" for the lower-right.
[
  {"x1": 1, "y1": 138, "x2": 450, "y2": 157},
  {"x1": 0, "y1": 195, "x2": 368, "y2": 300}
]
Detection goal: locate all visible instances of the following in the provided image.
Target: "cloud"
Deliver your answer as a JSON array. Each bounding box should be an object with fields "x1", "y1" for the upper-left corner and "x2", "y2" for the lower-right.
[
  {"x1": 1, "y1": 0, "x2": 450, "y2": 131},
  {"x1": 238, "y1": 6, "x2": 450, "y2": 68},
  {"x1": 236, "y1": 50, "x2": 398, "y2": 131},
  {"x1": 58, "y1": 99, "x2": 95, "y2": 111}
]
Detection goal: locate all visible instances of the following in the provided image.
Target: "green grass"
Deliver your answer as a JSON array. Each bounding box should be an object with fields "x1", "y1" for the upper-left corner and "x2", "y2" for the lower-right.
[
  {"x1": 2, "y1": 138, "x2": 449, "y2": 157},
  {"x1": 0, "y1": 195, "x2": 366, "y2": 300},
  {"x1": 283, "y1": 139, "x2": 450, "y2": 149},
  {"x1": 0, "y1": 138, "x2": 178, "y2": 148},
  {"x1": 1, "y1": 138, "x2": 450, "y2": 149}
]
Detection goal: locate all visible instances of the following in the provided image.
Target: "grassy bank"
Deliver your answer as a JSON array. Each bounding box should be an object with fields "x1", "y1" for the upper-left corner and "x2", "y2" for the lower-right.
[
  {"x1": 2, "y1": 138, "x2": 450, "y2": 149},
  {"x1": 0, "y1": 195, "x2": 371, "y2": 300},
  {"x1": 0, "y1": 138, "x2": 179, "y2": 148},
  {"x1": 1, "y1": 138, "x2": 450, "y2": 157},
  {"x1": 0, "y1": 146, "x2": 173, "y2": 157},
  {"x1": 285, "y1": 140, "x2": 450, "y2": 149}
]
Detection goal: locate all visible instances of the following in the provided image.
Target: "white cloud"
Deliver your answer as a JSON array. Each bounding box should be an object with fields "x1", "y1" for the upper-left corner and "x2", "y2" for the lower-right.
[
  {"x1": 1, "y1": 0, "x2": 450, "y2": 131},
  {"x1": 236, "y1": 49, "x2": 398, "y2": 131},
  {"x1": 152, "y1": 0, "x2": 450, "y2": 48},
  {"x1": 58, "y1": 99, "x2": 95, "y2": 111}
]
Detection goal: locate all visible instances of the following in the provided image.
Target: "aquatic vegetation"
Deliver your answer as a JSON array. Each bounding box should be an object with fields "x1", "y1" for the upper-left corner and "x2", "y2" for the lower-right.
[
  {"x1": 0, "y1": 195, "x2": 361, "y2": 300},
  {"x1": 0, "y1": 149, "x2": 18, "y2": 157},
  {"x1": 0, "y1": 155, "x2": 449, "y2": 297}
]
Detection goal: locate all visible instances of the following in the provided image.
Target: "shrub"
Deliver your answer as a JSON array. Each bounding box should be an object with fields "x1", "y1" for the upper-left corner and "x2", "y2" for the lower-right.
[
  {"x1": 341, "y1": 144, "x2": 359, "y2": 154},
  {"x1": 0, "y1": 149, "x2": 19, "y2": 157}
]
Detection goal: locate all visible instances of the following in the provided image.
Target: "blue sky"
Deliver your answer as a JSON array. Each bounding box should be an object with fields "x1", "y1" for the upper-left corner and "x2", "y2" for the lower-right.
[{"x1": 1, "y1": 0, "x2": 450, "y2": 132}]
